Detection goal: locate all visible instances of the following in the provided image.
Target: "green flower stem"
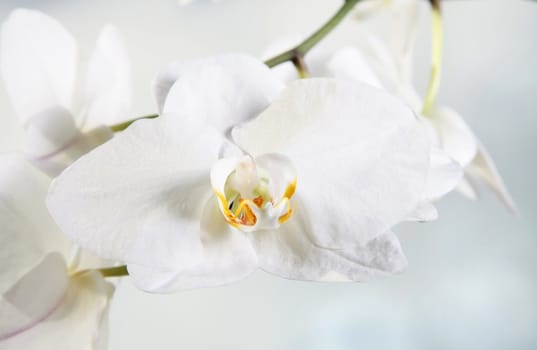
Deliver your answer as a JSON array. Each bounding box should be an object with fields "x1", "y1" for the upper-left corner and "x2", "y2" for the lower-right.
[
  {"x1": 422, "y1": 2, "x2": 443, "y2": 116},
  {"x1": 109, "y1": 114, "x2": 159, "y2": 132},
  {"x1": 98, "y1": 265, "x2": 129, "y2": 278},
  {"x1": 264, "y1": 0, "x2": 362, "y2": 68}
]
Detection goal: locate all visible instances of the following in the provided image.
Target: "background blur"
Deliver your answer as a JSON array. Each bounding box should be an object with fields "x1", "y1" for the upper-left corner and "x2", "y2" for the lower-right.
[{"x1": 1, "y1": 1, "x2": 536, "y2": 349}]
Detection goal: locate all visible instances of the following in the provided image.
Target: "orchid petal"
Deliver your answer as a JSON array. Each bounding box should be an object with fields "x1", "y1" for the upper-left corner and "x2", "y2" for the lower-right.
[
  {"x1": 47, "y1": 116, "x2": 222, "y2": 270},
  {"x1": 81, "y1": 25, "x2": 131, "y2": 129},
  {"x1": 128, "y1": 200, "x2": 257, "y2": 293},
  {"x1": 0, "y1": 9, "x2": 77, "y2": 123},
  {"x1": 233, "y1": 79, "x2": 431, "y2": 246},
  {"x1": 353, "y1": 0, "x2": 387, "y2": 20},
  {"x1": 360, "y1": 35, "x2": 402, "y2": 94},
  {"x1": 424, "y1": 145, "x2": 463, "y2": 201},
  {"x1": 158, "y1": 54, "x2": 284, "y2": 133},
  {"x1": 466, "y1": 143, "x2": 517, "y2": 214},
  {"x1": 255, "y1": 153, "x2": 297, "y2": 201},
  {"x1": 354, "y1": 0, "x2": 420, "y2": 88},
  {"x1": 253, "y1": 203, "x2": 407, "y2": 281},
  {"x1": 457, "y1": 177, "x2": 478, "y2": 200},
  {"x1": 355, "y1": 33, "x2": 422, "y2": 112},
  {"x1": 386, "y1": 0, "x2": 420, "y2": 86},
  {"x1": 430, "y1": 106, "x2": 478, "y2": 168},
  {"x1": 0, "y1": 270, "x2": 113, "y2": 350},
  {"x1": 325, "y1": 46, "x2": 383, "y2": 89},
  {"x1": 0, "y1": 154, "x2": 71, "y2": 295}
]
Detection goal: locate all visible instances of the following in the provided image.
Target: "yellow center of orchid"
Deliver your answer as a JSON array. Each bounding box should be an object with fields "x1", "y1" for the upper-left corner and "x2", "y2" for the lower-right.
[{"x1": 211, "y1": 155, "x2": 296, "y2": 232}]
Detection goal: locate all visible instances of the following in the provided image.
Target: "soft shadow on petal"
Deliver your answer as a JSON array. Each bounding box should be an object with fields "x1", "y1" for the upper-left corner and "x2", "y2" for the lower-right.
[
  {"x1": 128, "y1": 200, "x2": 258, "y2": 293},
  {"x1": 0, "y1": 253, "x2": 68, "y2": 340},
  {"x1": 0, "y1": 8, "x2": 77, "y2": 123},
  {"x1": 21, "y1": 107, "x2": 113, "y2": 177},
  {"x1": 252, "y1": 201, "x2": 407, "y2": 282}
]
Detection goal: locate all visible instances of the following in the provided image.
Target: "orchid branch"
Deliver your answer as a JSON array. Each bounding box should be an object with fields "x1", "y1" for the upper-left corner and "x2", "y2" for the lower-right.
[
  {"x1": 264, "y1": 0, "x2": 362, "y2": 68},
  {"x1": 108, "y1": 0, "x2": 360, "y2": 132}
]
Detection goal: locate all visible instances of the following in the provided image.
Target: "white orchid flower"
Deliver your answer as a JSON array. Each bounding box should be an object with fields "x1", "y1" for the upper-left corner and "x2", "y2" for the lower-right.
[
  {"x1": 0, "y1": 154, "x2": 113, "y2": 349},
  {"x1": 47, "y1": 54, "x2": 461, "y2": 292},
  {"x1": 266, "y1": 1, "x2": 515, "y2": 212},
  {"x1": 0, "y1": 9, "x2": 131, "y2": 176}
]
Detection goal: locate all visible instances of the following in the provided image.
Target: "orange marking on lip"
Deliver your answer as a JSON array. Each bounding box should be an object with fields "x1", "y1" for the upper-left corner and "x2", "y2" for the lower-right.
[
  {"x1": 252, "y1": 196, "x2": 264, "y2": 208},
  {"x1": 240, "y1": 203, "x2": 257, "y2": 226}
]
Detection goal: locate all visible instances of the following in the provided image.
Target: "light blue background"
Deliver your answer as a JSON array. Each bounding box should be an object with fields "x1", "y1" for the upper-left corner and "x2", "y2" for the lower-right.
[{"x1": 0, "y1": 1, "x2": 535, "y2": 349}]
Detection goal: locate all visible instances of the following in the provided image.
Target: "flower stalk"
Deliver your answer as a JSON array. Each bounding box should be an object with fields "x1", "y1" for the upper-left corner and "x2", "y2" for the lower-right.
[{"x1": 422, "y1": 0, "x2": 443, "y2": 116}]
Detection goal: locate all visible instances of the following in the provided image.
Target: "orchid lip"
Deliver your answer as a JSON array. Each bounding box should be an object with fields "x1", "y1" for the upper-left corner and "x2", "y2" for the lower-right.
[
  {"x1": 210, "y1": 154, "x2": 297, "y2": 232},
  {"x1": 213, "y1": 178, "x2": 296, "y2": 232}
]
